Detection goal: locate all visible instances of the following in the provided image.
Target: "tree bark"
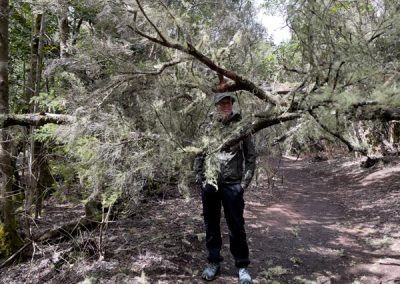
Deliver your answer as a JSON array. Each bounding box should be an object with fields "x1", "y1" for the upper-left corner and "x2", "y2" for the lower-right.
[
  {"x1": 25, "y1": 13, "x2": 47, "y2": 223},
  {"x1": 0, "y1": 113, "x2": 73, "y2": 127},
  {"x1": 217, "y1": 113, "x2": 301, "y2": 152},
  {"x1": 355, "y1": 105, "x2": 400, "y2": 122},
  {"x1": 58, "y1": 1, "x2": 69, "y2": 58},
  {"x1": 24, "y1": 14, "x2": 42, "y2": 110},
  {"x1": 0, "y1": 0, "x2": 23, "y2": 256}
]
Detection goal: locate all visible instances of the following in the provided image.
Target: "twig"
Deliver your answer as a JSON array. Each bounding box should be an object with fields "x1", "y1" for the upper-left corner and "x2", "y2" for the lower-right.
[
  {"x1": 332, "y1": 61, "x2": 345, "y2": 91},
  {"x1": 157, "y1": 0, "x2": 188, "y2": 42},
  {"x1": 98, "y1": 203, "x2": 112, "y2": 261},
  {"x1": 153, "y1": 105, "x2": 186, "y2": 152},
  {"x1": 272, "y1": 122, "x2": 304, "y2": 146},
  {"x1": 134, "y1": 0, "x2": 168, "y2": 42},
  {"x1": 120, "y1": 58, "x2": 185, "y2": 75}
]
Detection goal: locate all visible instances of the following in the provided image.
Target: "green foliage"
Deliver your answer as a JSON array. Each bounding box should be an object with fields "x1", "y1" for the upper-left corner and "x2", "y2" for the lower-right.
[
  {"x1": 6, "y1": 0, "x2": 400, "y2": 218},
  {"x1": 374, "y1": 86, "x2": 400, "y2": 108},
  {"x1": 50, "y1": 161, "x2": 77, "y2": 187},
  {"x1": 33, "y1": 124, "x2": 59, "y2": 142},
  {"x1": 0, "y1": 223, "x2": 23, "y2": 257},
  {"x1": 102, "y1": 188, "x2": 121, "y2": 209}
]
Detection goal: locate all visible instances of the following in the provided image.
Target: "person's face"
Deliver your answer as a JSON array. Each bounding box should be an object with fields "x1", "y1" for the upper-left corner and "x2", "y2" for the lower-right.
[{"x1": 216, "y1": 97, "x2": 233, "y2": 121}]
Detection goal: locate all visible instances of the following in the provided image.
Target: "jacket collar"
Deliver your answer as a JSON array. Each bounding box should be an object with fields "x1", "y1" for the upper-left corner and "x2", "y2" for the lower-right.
[{"x1": 222, "y1": 111, "x2": 242, "y2": 125}]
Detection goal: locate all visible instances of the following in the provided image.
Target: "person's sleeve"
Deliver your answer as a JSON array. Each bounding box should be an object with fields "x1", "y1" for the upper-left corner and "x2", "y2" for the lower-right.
[
  {"x1": 194, "y1": 154, "x2": 205, "y2": 185},
  {"x1": 241, "y1": 134, "x2": 256, "y2": 189}
]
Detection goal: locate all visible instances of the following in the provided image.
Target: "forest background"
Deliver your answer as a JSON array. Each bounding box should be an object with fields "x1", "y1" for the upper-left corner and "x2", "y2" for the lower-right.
[{"x1": 0, "y1": 0, "x2": 399, "y2": 281}]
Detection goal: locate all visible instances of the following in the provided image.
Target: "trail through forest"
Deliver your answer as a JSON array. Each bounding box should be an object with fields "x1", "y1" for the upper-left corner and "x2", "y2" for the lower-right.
[
  {"x1": 1, "y1": 156, "x2": 400, "y2": 284},
  {"x1": 244, "y1": 157, "x2": 400, "y2": 284}
]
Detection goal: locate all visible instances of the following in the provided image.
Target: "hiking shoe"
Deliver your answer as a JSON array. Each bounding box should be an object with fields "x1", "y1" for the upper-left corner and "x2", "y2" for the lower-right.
[
  {"x1": 201, "y1": 262, "x2": 220, "y2": 281},
  {"x1": 238, "y1": 267, "x2": 252, "y2": 284}
]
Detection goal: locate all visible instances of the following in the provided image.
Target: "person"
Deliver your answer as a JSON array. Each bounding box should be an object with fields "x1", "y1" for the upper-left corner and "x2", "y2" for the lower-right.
[{"x1": 194, "y1": 93, "x2": 256, "y2": 284}]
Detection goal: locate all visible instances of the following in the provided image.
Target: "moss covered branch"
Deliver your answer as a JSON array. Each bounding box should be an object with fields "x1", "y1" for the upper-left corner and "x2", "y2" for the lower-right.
[
  {"x1": 219, "y1": 113, "x2": 301, "y2": 151},
  {"x1": 1, "y1": 113, "x2": 74, "y2": 127}
]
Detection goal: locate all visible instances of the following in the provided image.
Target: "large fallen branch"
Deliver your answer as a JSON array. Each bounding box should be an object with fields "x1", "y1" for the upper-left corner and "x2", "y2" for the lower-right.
[
  {"x1": 308, "y1": 110, "x2": 367, "y2": 155},
  {"x1": 35, "y1": 217, "x2": 99, "y2": 243},
  {"x1": 130, "y1": 0, "x2": 282, "y2": 106},
  {"x1": 354, "y1": 105, "x2": 400, "y2": 122},
  {"x1": 219, "y1": 112, "x2": 301, "y2": 151},
  {"x1": 1, "y1": 113, "x2": 74, "y2": 127}
]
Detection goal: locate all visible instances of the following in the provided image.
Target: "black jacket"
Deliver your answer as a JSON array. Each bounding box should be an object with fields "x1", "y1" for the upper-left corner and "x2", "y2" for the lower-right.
[{"x1": 194, "y1": 112, "x2": 256, "y2": 188}]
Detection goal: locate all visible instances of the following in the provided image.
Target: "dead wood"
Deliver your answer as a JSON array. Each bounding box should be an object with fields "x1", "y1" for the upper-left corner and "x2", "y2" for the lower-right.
[
  {"x1": 0, "y1": 217, "x2": 99, "y2": 268},
  {"x1": 355, "y1": 105, "x2": 400, "y2": 122},
  {"x1": 35, "y1": 217, "x2": 99, "y2": 243},
  {"x1": 361, "y1": 155, "x2": 400, "y2": 168},
  {"x1": 1, "y1": 113, "x2": 73, "y2": 127}
]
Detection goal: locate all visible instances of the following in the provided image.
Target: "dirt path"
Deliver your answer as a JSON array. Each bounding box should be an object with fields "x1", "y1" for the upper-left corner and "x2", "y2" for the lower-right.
[
  {"x1": 1, "y1": 156, "x2": 400, "y2": 284},
  {"x1": 238, "y1": 157, "x2": 400, "y2": 284}
]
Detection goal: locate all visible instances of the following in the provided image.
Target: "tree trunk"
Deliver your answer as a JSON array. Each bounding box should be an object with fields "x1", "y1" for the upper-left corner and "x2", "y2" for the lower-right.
[
  {"x1": 58, "y1": 1, "x2": 70, "y2": 58},
  {"x1": 25, "y1": 14, "x2": 42, "y2": 110},
  {"x1": 25, "y1": 13, "x2": 46, "y2": 224},
  {"x1": 0, "y1": 0, "x2": 23, "y2": 257},
  {"x1": 32, "y1": 14, "x2": 47, "y2": 220}
]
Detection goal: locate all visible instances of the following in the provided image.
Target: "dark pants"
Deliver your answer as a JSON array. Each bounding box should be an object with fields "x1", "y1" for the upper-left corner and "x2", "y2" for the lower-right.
[{"x1": 201, "y1": 183, "x2": 250, "y2": 268}]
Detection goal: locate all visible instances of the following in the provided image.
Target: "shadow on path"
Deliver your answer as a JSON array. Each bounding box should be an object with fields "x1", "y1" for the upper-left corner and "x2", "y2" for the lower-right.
[{"x1": 243, "y1": 157, "x2": 400, "y2": 284}]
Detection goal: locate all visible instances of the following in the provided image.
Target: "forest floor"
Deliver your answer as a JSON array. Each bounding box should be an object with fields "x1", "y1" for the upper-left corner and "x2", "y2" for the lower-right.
[{"x1": 1, "y1": 155, "x2": 400, "y2": 284}]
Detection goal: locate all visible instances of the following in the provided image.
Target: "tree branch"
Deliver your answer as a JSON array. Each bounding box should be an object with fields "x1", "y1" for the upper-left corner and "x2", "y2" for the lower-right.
[
  {"x1": 218, "y1": 113, "x2": 301, "y2": 152},
  {"x1": 131, "y1": 0, "x2": 282, "y2": 106},
  {"x1": 272, "y1": 122, "x2": 304, "y2": 146},
  {"x1": 283, "y1": 65, "x2": 307, "y2": 75},
  {"x1": 354, "y1": 105, "x2": 400, "y2": 122},
  {"x1": 121, "y1": 58, "x2": 185, "y2": 75},
  {"x1": 308, "y1": 110, "x2": 367, "y2": 154},
  {"x1": 352, "y1": 100, "x2": 379, "y2": 108},
  {"x1": 134, "y1": 0, "x2": 168, "y2": 43},
  {"x1": 332, "y1": 61, "x2": 345, "y2": 91},
  {"x1": 1, "y1": 113, "x2": 74, "y2": 127}
]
